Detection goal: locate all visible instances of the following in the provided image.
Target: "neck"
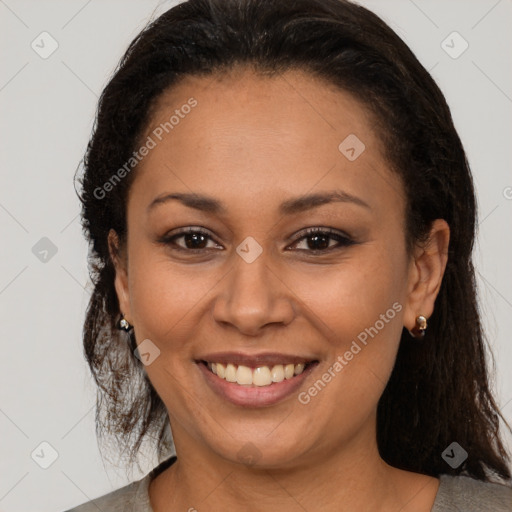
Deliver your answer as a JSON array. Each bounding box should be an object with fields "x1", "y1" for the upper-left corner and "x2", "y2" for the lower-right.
[{"x1": 149, "y1": 417, "x2": 438, "y2": 512}]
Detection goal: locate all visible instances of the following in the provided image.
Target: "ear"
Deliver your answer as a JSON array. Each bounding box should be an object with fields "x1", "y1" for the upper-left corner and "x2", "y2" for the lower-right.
[
  {"x1": 403, "y1": 219, "x2": 450, "y2": 333},
  {"x1": 108, "y1": 229, "x2": 132, "y2": 324}
]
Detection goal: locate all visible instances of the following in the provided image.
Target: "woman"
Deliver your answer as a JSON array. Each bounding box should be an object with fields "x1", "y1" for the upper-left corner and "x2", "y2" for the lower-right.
[{"x1": 67, "y1": 0, "x2": 512, "y2": 510}]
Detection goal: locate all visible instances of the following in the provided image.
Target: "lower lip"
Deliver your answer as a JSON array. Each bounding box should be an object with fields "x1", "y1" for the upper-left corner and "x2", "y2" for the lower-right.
[{"x1": 197, "y1": 362, "x2": 318, "y2": 408}]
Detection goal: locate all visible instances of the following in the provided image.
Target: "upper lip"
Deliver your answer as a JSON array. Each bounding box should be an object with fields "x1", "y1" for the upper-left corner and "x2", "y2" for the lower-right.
[{"x1": 196, "y1": 351, "x2": 318, "y2": 367}]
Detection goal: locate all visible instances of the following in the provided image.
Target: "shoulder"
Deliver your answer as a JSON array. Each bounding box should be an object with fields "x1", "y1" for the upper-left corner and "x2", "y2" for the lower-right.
[
  {"x1": 63, "y1": 477, "x2": 150, "y2": 512},
  {"x1": 432, "y1": 473, "x2": 512, "y2": 512},
  {"x1": 63, "y1": 456, "x2": 177, "y2": 512}
]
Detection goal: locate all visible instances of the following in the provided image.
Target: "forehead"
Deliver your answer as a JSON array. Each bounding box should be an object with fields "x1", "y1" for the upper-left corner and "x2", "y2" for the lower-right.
[{"x1": 130, "y1": 67, "x2": 404, "y2": 218}]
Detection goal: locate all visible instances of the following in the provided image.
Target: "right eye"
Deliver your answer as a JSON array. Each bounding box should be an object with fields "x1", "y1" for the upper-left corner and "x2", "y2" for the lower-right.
[{"x1": 157, "y1": 227, "x2": 224, "y2": 253}]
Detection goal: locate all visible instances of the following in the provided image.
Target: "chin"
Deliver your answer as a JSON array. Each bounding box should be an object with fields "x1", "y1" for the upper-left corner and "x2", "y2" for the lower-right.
[{"x1": 206, "y1": 430, "x2": 311, "y2": 470}]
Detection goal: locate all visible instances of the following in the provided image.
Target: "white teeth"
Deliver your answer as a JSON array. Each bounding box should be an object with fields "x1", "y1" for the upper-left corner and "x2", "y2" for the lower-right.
[
  {"x1": 225, "y1": 363, "x2": 237, "y2": 382},
  {"x1": 284, "y1": 364, "x2": 295, "y2": 379},
  {"x1": 236, "y1": 365, "x2": 253, "y2": 385},
  {"x1": 216, "y1": 363, "x2": 225, "y2": 379},
  {"x1": 271, "y1": 364, "x2": 284, "y2": 383},
  {"x1": 253, "y1": 366, "x2": 272, "y2": 386},
  {"x1": 206, "y1": 361, "x2": 310, "y2": 387}
]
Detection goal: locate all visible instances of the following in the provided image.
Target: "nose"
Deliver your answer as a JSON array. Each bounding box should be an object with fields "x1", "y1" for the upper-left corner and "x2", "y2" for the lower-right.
[{"x1": 212, "y1": 251, "x2": 296, "y2": 336}]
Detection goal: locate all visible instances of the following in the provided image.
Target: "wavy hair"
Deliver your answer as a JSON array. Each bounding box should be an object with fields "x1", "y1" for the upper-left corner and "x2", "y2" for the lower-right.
[{"x1": 76, "y1": 0, "x2": 511, "y2": 480}]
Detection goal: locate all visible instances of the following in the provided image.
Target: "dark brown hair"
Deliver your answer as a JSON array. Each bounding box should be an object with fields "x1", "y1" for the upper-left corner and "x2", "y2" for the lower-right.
[{"x1": 76, "y1": 0, "x2": 511, "y2": 481}]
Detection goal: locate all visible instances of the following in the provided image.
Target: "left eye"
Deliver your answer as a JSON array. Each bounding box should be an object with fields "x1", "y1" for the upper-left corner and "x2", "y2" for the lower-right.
[
  {"x1": 288, "y1": 227, "x2": 355, "y2": 252},
  {"x1": 158, "y1": 227, "x2": 355, "y2": 254}
]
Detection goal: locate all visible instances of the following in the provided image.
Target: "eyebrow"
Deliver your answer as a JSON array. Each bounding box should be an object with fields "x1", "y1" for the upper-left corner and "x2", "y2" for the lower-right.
[{"x1": 147, "y1": 190, "x2": 371, "y2": 216}]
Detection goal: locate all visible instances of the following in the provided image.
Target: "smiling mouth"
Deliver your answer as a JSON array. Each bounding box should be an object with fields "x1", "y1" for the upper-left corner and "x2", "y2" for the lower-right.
[{"x1": 198, "y1": 360, "x2": 318, "y2": 387}]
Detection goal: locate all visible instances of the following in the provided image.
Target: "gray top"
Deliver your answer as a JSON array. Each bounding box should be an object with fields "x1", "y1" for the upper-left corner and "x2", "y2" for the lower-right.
[{"x1": 65, "y1": 457, "x2": 512, "y2": 512}]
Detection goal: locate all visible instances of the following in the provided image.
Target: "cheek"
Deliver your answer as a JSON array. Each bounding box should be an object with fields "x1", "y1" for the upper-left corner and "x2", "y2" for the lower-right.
[
  {"x1": 295, "y1": 258, "x2": 406, "y2": 437},
  {"x1": 290, "y1": 249, "x2": 408, "y2": 342},
  {"x1": 290, "y1": 245, "x2": 408, "y2": 406},
  {"x1": 128, "y1": 254, "x2": 216, "y2": 346}
]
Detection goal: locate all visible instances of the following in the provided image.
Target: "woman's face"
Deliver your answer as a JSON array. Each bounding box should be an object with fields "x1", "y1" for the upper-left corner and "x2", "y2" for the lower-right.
[{"x1": 111, "y1": 67, "x2": 441, "y2": 468}]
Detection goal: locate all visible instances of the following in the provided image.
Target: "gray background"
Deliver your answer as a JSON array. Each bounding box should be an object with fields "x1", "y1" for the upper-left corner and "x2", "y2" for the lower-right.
[{"x1": 0, "y1": 1, "x2": 511, "y2": 511}]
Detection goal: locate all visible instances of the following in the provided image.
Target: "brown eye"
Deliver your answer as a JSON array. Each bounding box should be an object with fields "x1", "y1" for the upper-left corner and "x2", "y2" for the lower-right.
[
  {"x1": 289, "y1": 227, "x2": 355, "y2": 253},
  {"x1": 158, "y1": 227, "x2": 223, "y2": 252}
]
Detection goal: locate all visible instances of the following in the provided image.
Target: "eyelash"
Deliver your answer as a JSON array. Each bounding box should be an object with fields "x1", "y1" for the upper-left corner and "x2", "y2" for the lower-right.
[{"x1": 157, "y1": 226, "x2": 356, "y2": 255}]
